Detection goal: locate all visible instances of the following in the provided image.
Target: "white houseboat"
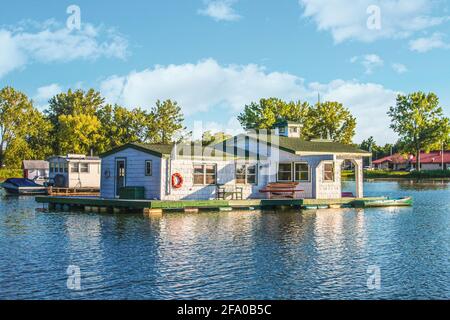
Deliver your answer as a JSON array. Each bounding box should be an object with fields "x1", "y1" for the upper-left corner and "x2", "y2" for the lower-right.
[
  {"x1": 48, "y1": 154, "x2": 101, "y2": 189},
  {"x1": 99, "y1": 122, "x2": 370, "y2": 200}
]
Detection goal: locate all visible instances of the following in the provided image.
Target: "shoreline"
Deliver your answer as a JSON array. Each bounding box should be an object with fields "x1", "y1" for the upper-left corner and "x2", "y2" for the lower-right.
[{"x1": 343, "y1": 177, "x2": 450, "y2": 182}]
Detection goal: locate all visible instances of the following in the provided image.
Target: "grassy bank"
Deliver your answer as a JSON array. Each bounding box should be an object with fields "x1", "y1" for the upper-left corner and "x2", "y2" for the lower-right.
[
  {"x1": 364, "y1": 170, "x2": 410, "y2": 179},
  {"x1": 343, "y1": 169, "x2": 450, "y2": 179},
  {"x1": 342, "y1": 170, "x2": 356, "y2": 178},
  {"x1": 0, "y1": 169, "x2": 22, "y2": 181}
]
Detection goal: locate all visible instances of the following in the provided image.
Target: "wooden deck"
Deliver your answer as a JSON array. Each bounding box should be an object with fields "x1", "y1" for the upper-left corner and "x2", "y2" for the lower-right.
[{"x1": 35, "y1": 196, "x2": 390, "y2": 215}]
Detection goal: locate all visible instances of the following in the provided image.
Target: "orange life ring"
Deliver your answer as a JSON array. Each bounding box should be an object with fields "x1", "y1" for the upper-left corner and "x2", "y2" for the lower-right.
[{"x1": 171, "y1": 173, "x2": 183, "y2": 189}]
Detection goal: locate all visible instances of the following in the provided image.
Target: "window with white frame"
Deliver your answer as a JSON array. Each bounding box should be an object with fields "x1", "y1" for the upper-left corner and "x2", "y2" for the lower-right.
[
  {"x1": 145, "y1": 160, "x2": 152, "y2": 176},
  {"x1": 71, "y1": 163, "x2": 80, "y2": 173},
  {"x1": 193, "y1": 164, "x2": 217, "y2": 185},
  {"x1": 278, "y1": 163, "x2": 293, "y2": 181},
  {"x1": 294, "y1": 163, "x2": 309, "y2": 181},
  {"x1": 235, "y1": 164, "x2": 257, "y2": 184},
  {"x1": 323, "y1": 163, "x2": 334, "y2": 181},
  {"x1": 80, "y1": 163, "x2": 89, "y2": 173}
]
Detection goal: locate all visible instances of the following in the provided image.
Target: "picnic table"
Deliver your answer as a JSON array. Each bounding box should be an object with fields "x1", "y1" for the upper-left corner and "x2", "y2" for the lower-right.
[{"x1": 259, "y1": 182, "x2": 304, "y2": 199}]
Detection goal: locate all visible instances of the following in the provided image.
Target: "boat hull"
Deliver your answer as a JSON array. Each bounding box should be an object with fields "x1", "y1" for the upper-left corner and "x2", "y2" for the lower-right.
[
  {"x1": 353, "y1": 197, "x2": 413, "y2": 208},
  {"x1": 1, "y1": 179, "x2": 48, "y2": 196}
]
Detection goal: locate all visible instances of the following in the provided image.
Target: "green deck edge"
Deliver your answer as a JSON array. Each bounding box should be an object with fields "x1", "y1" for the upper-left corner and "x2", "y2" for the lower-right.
[
  {"x1": 35, "y1": 196, "x2": 153, "y2": 209},
  {"x1": 35, "y1": 196, "x2": 304, "y2": 210},
  {"x1": 36, "y1": 196, "x2": 401, "y2": 211},
  {"x1": 150, "y1": 200, "x2": 230, "y2": 209}
]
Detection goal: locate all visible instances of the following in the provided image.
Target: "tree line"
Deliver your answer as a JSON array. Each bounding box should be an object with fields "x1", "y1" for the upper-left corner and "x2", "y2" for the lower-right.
[
  {"x1": 359, "y1": 92, "x2": 450, "y2": 169},
  {"x1": 237, "y1": 94, "x2": 449, "y2": 170},
  {"x1": 0, "y1": 87, "x2": 185, "y2": 168},
  {"x1": 237, "y1": 98, "x2": 356, "y2": 144},
  {"x1": 1, "y1": 86, "x2": 449, "y2": 171}
]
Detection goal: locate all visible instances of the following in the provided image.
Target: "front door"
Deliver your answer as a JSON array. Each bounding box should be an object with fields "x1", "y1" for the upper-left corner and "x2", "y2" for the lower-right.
[{"x1": 116, "y1": 159, "x2": 126, "y2": 197}]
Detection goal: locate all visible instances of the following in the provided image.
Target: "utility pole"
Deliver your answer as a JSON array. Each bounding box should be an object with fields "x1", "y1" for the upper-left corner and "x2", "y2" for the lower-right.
[{"x1": 442, "y1": 141, "x2": 444, "y2": 170}]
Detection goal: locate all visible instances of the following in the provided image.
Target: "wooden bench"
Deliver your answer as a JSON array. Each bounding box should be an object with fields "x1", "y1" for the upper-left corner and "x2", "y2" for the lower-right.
[
  {"x1": 259, "y1": 182, "x2": 304, "y2": 199},
  {"x1": 216, "y1": 185, "x2": 244, "y2": 200}
]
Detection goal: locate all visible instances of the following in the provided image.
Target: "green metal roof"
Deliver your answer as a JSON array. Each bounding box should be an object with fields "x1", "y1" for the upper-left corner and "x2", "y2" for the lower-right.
[
  {"x1": 100, "y1": 143, "x2": 173, "y2": 158},
  {"x1": 100, "y1": 142, "x2": 262, "y2": 159},
  {"x1": 240, "y1": 134, "x2": 371, "y2": 155},
  {"x1": 101, "y1": 134, "x2": 370, "y2": 159}
]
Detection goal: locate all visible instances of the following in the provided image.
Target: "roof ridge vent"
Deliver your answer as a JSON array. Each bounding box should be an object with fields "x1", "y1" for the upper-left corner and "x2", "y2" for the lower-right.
[{"x1": 66, "y1": 154, "x2": 86, "y2": 159}]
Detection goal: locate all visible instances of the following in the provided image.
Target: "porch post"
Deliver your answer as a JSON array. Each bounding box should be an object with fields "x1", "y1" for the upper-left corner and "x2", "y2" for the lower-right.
[{"x1": 354, "y1": 159, "x2": 364, "y2": 198}]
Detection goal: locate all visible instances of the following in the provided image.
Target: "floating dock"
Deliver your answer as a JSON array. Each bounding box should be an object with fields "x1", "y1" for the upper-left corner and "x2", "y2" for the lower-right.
[{"x1": 35, "y1": 196, "x2": 388, "y2": 216}]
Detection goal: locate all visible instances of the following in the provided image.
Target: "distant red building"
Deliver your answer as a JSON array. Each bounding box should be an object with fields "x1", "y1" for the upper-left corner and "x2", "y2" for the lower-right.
[{"x1": 373, "y1": 151, "x2": 450, "y2": 170}]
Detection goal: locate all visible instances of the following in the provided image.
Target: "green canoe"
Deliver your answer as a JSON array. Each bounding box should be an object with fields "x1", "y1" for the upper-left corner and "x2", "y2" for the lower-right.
[{"x1": 353, "y1": 197, "x2": 413, "y2": 208}]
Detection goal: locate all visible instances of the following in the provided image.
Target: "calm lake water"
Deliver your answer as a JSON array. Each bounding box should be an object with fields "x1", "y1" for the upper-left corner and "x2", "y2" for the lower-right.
[{"x1": 0, "y1": 180, "x2": 449, "y2": 300}]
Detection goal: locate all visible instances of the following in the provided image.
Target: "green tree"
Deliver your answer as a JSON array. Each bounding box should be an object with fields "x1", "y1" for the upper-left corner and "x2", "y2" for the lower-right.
[
  {"x1": 359, "y1": 136, "x2": 401, "y2": 166},
  {"x1": 151, "y1": 100, "x2": 185, "y2": 144},
  {"x1": 0, "y1": 87, "x2": 51, "y2": 167},
  {"x1": 306, "y1": 101, "x2": 356, "y2": 144},
  {"x1": 57, "y1": 114, "x2": 101, "y2": 155},
  {"x1": 24, "y1": 108, "x2": 53, "y2": 161},
  {"x1": 237, "y1": 98, "x2": 312, "y2": 133},
  {"x1": 97, "y1": 105, "x2": 150, "y2": 151},
  {"x1": 360, "y1": 136, "x2": 377, "y2": 153},
  {"x1": 388, "y1": 92, "x2": 450, "y2": 170},
  {"x1": 47, "y1": 89, "x2": 105, "y2": 154}
]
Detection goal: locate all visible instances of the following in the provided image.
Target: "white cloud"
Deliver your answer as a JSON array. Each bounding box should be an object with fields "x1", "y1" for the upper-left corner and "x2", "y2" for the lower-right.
[
  {"x1": 0, "y1": 30, "x2": 26, "y2": 77},
  {"x1": 299, "y1": 0, "x2": 446, "y2": 43},
  {"x1": 33, "y1": 83, "x2": 63, "y2": 108},
  {"x1": 409, "y1": 33, "x2": 450, "y2": 52},
  {"x1": 198, "y1": 0, "x2": 241, "y2": 21},
  {"x1": 351, "y1": 54, "x2": 384, "y2": 74},
  {"x1": 0, "y1": 20, "x2": 128, "y2": 78},
  {"x1": 100, "y1": 59, "x2": 399, "y2": 144},
  {"x1": 100, "y1": 59, "x2": 310, "y2": 114},
  {"x1": 391, "y1": 63, "x2": 408, "y2": 74}
]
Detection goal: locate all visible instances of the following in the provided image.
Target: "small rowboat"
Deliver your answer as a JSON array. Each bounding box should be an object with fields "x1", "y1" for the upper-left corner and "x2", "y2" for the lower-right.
[
  {"x1": 302, "y1": 205, "x2": 330, "y2": 210},
  {"x1": 353, "y1": 197, "x2": 413, "y2": 208}
]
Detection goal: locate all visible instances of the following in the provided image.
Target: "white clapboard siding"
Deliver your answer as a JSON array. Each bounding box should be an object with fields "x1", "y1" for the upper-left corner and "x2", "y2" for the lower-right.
[
  {"x1": 100, "y1": 140, "x2": 346, "y2": 200},
  {"x1": 68, "y1": 163, "x2": 101, "y2": 188},
  {"x1": 213, "y1": 138, "x2": 341, "y2": 199}
]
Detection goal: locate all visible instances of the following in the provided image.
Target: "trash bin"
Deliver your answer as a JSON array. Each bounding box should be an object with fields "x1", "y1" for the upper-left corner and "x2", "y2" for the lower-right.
[{"x1": 119, "y1": 186, "x2": 145, "y2": 200}]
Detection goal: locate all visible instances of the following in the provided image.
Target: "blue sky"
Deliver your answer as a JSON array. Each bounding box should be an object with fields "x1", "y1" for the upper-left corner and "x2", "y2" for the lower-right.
[{"x1": 1, "y1": 0, "x2": 449, "y2": 144}]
